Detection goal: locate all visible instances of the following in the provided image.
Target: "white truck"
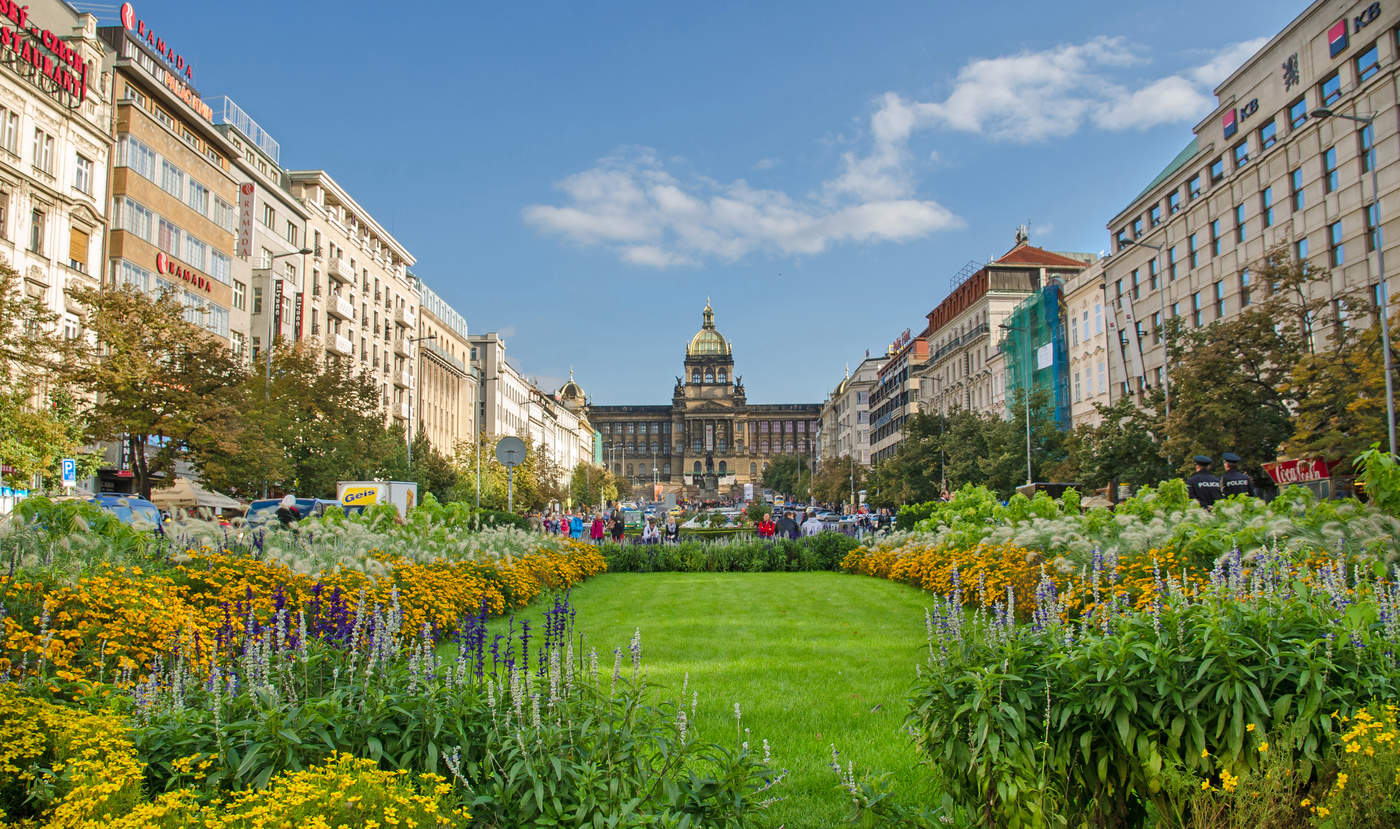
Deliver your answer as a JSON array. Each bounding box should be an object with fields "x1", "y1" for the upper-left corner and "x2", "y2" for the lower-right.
[{"x1": 336, "y1": 480, "x2": 419, "y2": 519}]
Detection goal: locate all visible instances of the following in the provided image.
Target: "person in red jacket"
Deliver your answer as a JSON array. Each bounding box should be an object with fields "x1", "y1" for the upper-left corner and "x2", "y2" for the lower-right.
[
  {"x1": 590, "y1": 513, "x2": 606, "y2": 544},
  {"x1": 756, "y1": 513, "x2": 776, "y2": 539}
]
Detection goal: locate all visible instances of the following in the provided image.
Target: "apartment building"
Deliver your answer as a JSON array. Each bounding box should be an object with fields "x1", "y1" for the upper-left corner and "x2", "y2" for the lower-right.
[
  {"x1": 0, "y1": 0, "x2": 110, "y2": 352},
  {"x1": 102, "y1": 10, "x2": 238, "y2": 345},
  {"x1": 212, "y1": 96, "x2": 306, "y2": 366},
  {"x1": 818, "y1": 355, "x2": 885, "y2": 466},
  {"x1": 1063, "y1": 258, "x2": 1113, "y2": 427},
  {"x1": 468, "y1": 332, "x2": 531, "y2": 439},
  {"x1": 869, "y1": 330, "x2": 929, "y2": 465},
  {"x1": 919, "y1": 231, "x2": 1092, "y2": 420},
  {"x1": 286, "y1": 170, "x2": 417, "y2": 428},
  {"x1": 1106, "y1": 0, "x2": 1400, "y2": 401},
  {"x1": 415, "y1": 276, "x2": 474, "y2": 456}
]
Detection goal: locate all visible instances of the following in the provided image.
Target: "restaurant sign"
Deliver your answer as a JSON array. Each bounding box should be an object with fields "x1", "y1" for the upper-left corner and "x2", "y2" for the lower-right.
[{"x1": 0, "y1": 0, "x2": 90, "y2": 108}]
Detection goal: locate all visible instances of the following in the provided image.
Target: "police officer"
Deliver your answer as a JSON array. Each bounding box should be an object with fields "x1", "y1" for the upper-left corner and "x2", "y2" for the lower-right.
[
  {"x1": 1219, "y1": 452, "x2": 1255, "y2": 499},
  {"x1": 1185, "y1": 455, "x2": 1223, "y2": 509}
]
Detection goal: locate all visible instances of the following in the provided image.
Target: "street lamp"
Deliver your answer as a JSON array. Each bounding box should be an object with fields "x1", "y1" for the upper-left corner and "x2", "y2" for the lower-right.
[
  {"x1": 403, "y1": 333, "x2": 437, "y2": 463},
  {"x1": 253, "y1": 248, "x2": 313, "y2": 397},
  {"x1": 468, "y1": 365, "x2": 494, "y2": 511},
  {"x1": 1312, "y1": 107, "x2": 1397, "y2": 459},
  {"x1": 1000, "y1": 319, "x2": 1034, "y2": 486},
  {"x1": 1120, "y1": 237, "x2": 1170, "y2": 416}
]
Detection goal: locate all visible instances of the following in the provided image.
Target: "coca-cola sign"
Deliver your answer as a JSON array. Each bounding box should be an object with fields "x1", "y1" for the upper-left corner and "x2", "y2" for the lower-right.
[{"x1": 1262, "y1": 457, "x2": 1331, "y2": 485}]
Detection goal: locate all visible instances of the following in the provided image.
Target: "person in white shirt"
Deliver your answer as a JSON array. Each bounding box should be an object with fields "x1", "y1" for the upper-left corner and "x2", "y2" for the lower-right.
[
  {"x1": 800, "y1": 511, "x2": 824, "y2": 537},
  {"x1": 641, "y1": 516, "x2": 661, "y2": 543}
]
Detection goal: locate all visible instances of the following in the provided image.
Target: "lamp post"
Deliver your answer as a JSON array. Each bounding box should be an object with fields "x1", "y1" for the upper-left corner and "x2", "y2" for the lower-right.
[
  {"x1": 253, "y1": 247, "x2": 313, "y2": 399},
  {"x1": 468, "y1": 365, "x2": 493, "y2": 511},
  {"x1": 1312, "y1": 107, "x2": 1397, "y2": 459},
  {"x1": 1120, "y1": 238, "x2": 1170, "y2": 415},
  {"x1": 402, "y1": 333, "x2": 437, "y2": 463},
  {"x1": 1000, "y1": 319, "x2": 1034, "y2": 486}
]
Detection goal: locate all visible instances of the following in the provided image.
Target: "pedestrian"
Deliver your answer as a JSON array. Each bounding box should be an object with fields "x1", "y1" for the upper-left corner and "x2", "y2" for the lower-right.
[
  {"x1": 663, "y1": 515, "x2": 680, "y2": 543},
  {"x1": 1186, "y1": 455, "x2": 1223, "y2": 509},
  {"x1": 590, "y1": 513, "x2": 606, "y2": 544},
  {"x1": 569, "y1": 511, "x2": 584, "y2": 539},
  {"x1": 801, "y1": 510, "x2": 824, "y2": 537},
  {"x1": 610, "y1": 509, "x2": 626, "y2": 542},
  {"x1": 275, "y1": 494, "x2": 301, "y2": 529},
  {"x1": 641, "y1": 516, "x2": 660, "y2": 544},
  {"x1": 1219, "y1": 452, "x2": 1255, "y2": 499},
  {"x1": 775, "y1": 510, "x2": 799, "y2": 540},
  {"x1": 756, "y1": 512, "x2": 776, "y2": 539},
  {"x1": 528, "y1": 512, "x2": 543, "y2": 532}
]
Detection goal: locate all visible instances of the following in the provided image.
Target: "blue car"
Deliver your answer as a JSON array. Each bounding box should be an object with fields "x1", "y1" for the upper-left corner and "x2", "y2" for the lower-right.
[
  {"x1": 243, "y1": 497, "x2": 339, "y2": 529},
  {"x1": 90, "y1": 493, "x2": 163, "y2": 527}
]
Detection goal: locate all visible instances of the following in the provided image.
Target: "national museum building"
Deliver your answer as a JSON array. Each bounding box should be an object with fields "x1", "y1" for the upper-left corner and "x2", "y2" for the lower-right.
[{"x1": 589, "y1": 302, "x2": 820, "y2": 499}]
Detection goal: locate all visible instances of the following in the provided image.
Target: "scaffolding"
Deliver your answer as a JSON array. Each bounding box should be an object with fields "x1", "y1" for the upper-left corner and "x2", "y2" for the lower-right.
[{"x1": 1001, "y1": 283, "x2": 1071, "y2": 431}]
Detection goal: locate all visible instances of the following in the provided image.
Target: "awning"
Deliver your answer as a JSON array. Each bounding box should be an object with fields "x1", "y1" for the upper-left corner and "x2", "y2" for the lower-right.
[{"x1": 149, "y1": 477, "x2": 244, "y2": 512}]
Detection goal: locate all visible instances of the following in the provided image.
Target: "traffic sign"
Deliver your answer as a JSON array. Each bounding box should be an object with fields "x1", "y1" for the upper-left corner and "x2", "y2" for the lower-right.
[
  {"x1": 495, "y1": 436, "x2": 526, "y2": 468},
  {"x1": 61, "y1": 458, "x2": 76, "y2": 488}
]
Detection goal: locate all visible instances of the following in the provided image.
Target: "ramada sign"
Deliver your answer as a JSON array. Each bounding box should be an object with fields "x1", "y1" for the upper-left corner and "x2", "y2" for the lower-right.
[
  {"x1": 119, "y1": 2, "x2": 193, "y2": 81},
  {"x1": 155, "y1": 252, "x2": 211, "y2": 292}
]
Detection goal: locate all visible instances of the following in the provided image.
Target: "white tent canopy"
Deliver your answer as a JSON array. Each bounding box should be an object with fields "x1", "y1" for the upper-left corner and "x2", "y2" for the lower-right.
[{"x1": 149, "y1": 477, "x2": 244, "y2": 512}]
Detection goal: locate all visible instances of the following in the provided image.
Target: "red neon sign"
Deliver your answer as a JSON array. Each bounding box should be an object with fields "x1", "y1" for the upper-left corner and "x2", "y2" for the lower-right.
[{"x1": 119, "y1": 2, "x2": 193, "y2": 81}]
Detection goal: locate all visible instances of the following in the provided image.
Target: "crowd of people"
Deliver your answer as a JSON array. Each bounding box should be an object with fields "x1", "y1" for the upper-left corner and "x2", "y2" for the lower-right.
[{"x1": 524, "y1": 502, "x2": 893, "y2": 544}]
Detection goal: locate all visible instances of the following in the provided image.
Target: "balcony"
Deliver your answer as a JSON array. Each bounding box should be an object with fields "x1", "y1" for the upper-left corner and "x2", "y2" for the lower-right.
[
  {"x1": 329, "y1": 334, "x2": 353, "y2": 357},
  {"x1": 395, "y1": 401, "x2": 410, "y2": 420},
  {"x1": 393, "y1": 334, "x2": 412, "y2": 357},
  {"x1": 394, "y1": 305, "x2": 415, "y2": 328},
  {"x1": 392, "y1": 369, "x2": 414, "y2": 389},
  {"x1": 327, "y1": 294, "x2": 354, "y2": 320},
  {"x1": 327, "y1": 258, "x2": 351, "y2": 283}
]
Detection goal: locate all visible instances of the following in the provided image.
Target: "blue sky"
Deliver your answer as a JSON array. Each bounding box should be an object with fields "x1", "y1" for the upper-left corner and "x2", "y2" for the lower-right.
[{"x1": 96, "y1": 0, "x2": 1302, "y2": 404}]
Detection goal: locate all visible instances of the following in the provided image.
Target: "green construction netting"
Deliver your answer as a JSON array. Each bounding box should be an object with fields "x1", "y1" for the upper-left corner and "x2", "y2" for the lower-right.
[{"x1": 1001, "y1": 283, "x2": 1071, "y2": 431}]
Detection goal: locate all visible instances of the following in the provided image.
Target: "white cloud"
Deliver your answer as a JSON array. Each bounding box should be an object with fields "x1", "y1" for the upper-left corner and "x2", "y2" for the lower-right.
[
  {"x1": 524, "y1": 146, "x2": 961, "y2": 267},
  {"x1": 753, "y1": 158, "x2": 778, "y2": 170},
  {"x1": 523, "y1": 36, "x2": 1267, "y2": 267},
  {"x1": 903, "y1": 36, "x2": 1267, "y2": 142}
]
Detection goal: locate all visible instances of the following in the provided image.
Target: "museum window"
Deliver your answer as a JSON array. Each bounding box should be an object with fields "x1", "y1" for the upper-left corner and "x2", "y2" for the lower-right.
[
  {"x1": 718, "y1": 461, "x2": 727, "y2": 475},
  {"x1": 718, "y1": 369, "x2": 727, "y2": 383},
  {"x1": 693, "y1": 461, "x2": 701, "y2": 475},
  {"x1": 691, "y1": 370, "x2": 700, "y2": 383},
  {"x1": 704, "y1": 371, "x2": 713, "y2": 383},
  {"x1": 750, "y1": 462, "x2": 757, "y2": 475}
]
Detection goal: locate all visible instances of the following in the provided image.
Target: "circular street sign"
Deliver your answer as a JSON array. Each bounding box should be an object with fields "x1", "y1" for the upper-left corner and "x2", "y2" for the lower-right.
[{"x1": 495, "y1": 436, "x2": 527, "y2": 468}]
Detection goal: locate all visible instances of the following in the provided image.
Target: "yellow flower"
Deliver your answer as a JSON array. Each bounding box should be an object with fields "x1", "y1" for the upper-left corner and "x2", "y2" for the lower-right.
[
  {"x1": 1200, "y1": 780, "x2": 1211, "y2": 790},
  {"x1": 1246, "y1": 723, "x2": 1255, "y2": 732},
  {"x1": 1258, "y1": 742, "x2": 1268, "y2": 752},
  {"x1": 1201, "y1": 747, "x2": 1210, "y2": 758}
]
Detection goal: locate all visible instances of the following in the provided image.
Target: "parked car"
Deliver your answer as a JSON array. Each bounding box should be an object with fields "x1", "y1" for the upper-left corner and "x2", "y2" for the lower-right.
[
  {"x1": 243, "y1": 497, "x2": 339, "y2": 529},
  {"x1": 90, "y1": 493, "x2": 162, "y2": 527}
]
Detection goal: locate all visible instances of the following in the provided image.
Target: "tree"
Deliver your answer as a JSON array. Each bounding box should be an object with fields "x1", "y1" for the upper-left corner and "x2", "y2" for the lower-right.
[
  {"x1": 1060, "y1": 397, "x2": 1169, "y2": 491},
  {"x1": 1283, "y1": 320, "x2": 1397, "y2": 469},
  {"x1": 71, "y1": 284, "x2": 243, "y2": 499},
  {"x1": 452, "y1": 433, "x2": 565, "y2": 512},
  {"x1": 569, "y1": 462, "x2": 621, "y2": 511},
  {"x1": 0, "y1": 263, "x2": 92, "y2": 489},
  {"x1": 761, "y1": 454, "x2": 812, "y2": 500},
  {"x1": 410, "y1": 429, "x2": 458, "y2": 503},
  {"x1": 812, "y1": 455, "x2": 865, "y2": 508}
]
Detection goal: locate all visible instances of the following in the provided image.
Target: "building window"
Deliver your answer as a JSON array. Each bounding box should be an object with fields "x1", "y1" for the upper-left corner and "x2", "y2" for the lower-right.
[
  {"x1": 1214, "y1": 281, "x2": 1225, "y2": 317},
  {"x1": 1367, "y1": 202, "x2": 1381, "y2": 252},
  {"x1": 1240, "y1": 269, "x2": 1252, "y2": 307},
  {"x1": 1321, "y1": 71, "x2": 1342, "y2": 106},
  {"x1": 1188, "y1": 174, "x2": 1201, "y2": 200},
  {"x1": 1209, "y1": 157, "x2": 1224, "y2": 184},
  {"x1": 1289, "y1": 96, "x2": 1308, "y2": 129},
  {"x1": 1132, "y1": 217, "x2": 1143, "y2": 238},
  {"x1": 1149, "y1": 204, "x2": 1161, "y2": 227},
  {"x1": 253, "y1": 286, "x2": 263, "y2": 314},
  {"x1": 1233, "y1": 139, "x2": 1249, "y2": 168},
  {"x1": 1192, "y1": 292, "x2": 1203, "y2": 327},
  {"x1": 1188, "y1": 233, "x2": 1199, "y2": 268},
  {"x1": 158, "y1": 218, "x2": 181, "y2": 255},
  {"x1": 1261, "y1": 187, "x2": 1273, "y2": 228},
  {"x1": 1148, "y1": 259, "x2": 1159, "y2": 291},
  {"x1": 233, "y1": 280, "x2": 246, "y2": 311},
  {"x1": 1167, "y1": 190, "x2": 1181, "y2": 214},
  {"x1": 1167, "y1": 246, "x2": 1177, "y2": 280},
  {"x1": 1131, "y1": 268, "x2": 1140, "y2": 300},
  {"x1": 1259, "y1": 118, "x2": 1277, "y2": 150},
  {"x1": 73, "y1": 155, "x2": 92, "y2": 195},
  {"x1": 1291, "y1": 168, "x2": 1305, "y2": 211},
  {"x1": 286, "y1": 222, "x2": 298, "y2": 246},
  {"x1": 159, "y1": 159, "x2": 183, "y2": 199},
  {"x1": 1151, "y1": 311, "x2": 1162, "y2": 344},
  {"x1": 1360, "y1": 124, "x2": 1374, "y2": 173},
  {"x1": 262, "y1": 203, "x2": 275, "y2": 227},
  {"x1": 1329, "y1": 220, "x2": 1345, "y2": 266},
  {"x1": 0, "y1": 106, "x2": 16, "y2": 154},
  {"x1": 28, "y1": 209, "x2": 43, "y2": 253},
  {"x1": 1356, "y1": 42, "x2": 1380, "y2": 82},
  {"x1": 67, "y1": 225, "x2": 88, "y2": 272},
  {"x1": 31, "y1": 129, "x2": 53, "y2": 175},
  {"x1": 1235, "y1": 204, "x2": 1246, "y2": 243},
  {"x1": 1210, "y1": 219, "x2": 1222, "y2": 256},
  {"x1": 1296, "y1": 237, "x2": 1309, "y2": 261},
  {"x1": 1324, "y1": 147, "x2": 1339, "y2": 193}
]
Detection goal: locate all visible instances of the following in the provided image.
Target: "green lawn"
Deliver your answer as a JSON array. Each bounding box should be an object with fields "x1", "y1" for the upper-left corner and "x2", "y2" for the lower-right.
[{"x1": 483, "y1": 571, "x2": 940, "y2": 829}]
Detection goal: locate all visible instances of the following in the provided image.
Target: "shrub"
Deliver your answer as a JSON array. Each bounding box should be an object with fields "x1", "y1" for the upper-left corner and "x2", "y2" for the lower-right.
[{"x1": 599, "y1": 534, "x2": 859, "y2": 574}]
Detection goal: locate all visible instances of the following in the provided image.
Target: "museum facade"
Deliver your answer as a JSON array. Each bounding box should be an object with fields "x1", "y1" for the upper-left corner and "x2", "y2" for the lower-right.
[{"x1": 588, "y1": 302, "x2": 821, "y2": 499}]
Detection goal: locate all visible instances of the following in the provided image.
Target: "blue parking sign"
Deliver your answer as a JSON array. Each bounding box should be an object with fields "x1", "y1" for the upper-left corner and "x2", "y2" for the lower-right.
[{"x1": 61, "y1": 458, "x2": 76, "y2": 488}]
